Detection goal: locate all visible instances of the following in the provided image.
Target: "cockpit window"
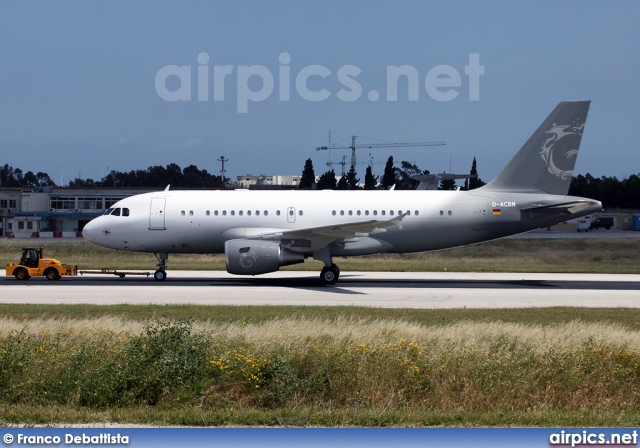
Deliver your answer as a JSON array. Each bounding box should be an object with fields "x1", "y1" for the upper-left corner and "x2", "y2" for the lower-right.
[
  {"x1": 112, "y1": 208, "x2": 121, "y2": 216},
  {"x1": 103, "y1": 208, "x2": 114, "y2": 215},
  {"x1": 122, "y1": 208, "x2": 130, "y2": 217}
]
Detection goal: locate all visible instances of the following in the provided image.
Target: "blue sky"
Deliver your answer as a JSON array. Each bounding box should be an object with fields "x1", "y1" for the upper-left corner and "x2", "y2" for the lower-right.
[{"x1": 1, "y1": 1, "x2": 638, "y2": 185}]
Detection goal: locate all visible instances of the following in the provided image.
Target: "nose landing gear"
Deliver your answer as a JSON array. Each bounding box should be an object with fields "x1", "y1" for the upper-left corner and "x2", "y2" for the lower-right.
[{"x1": 154, "y1": 253, "x2": 168, "y2": 281}]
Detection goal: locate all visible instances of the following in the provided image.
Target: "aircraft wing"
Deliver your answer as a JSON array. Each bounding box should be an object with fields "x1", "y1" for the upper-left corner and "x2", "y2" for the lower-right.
[{"x1": 253, "y1": 214, "x2": 407, "y2": 251}]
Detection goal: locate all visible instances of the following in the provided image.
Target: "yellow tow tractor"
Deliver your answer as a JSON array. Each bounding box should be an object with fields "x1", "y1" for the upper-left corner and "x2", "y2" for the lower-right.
[{"x1": 6, "y1": 246, "x2": 78, "y2": 280}]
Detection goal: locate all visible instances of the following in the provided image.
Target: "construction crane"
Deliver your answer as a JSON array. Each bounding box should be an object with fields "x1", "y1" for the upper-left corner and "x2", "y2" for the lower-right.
[
  {"x1": 316, "y1": 136, "x2": 446, "y2": 168},
  {"x1": 326, "y1": 153, "x2": 383, "y2": 176}
]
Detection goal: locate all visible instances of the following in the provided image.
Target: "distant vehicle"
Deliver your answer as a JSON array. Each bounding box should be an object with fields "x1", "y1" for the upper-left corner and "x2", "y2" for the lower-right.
[
  {"x1": 6, "y1": 247, "x2": 77, "y2": 280},
  {"x1": 577, "y1": 216, "x2": 591, "y2": 232},
  {"x1": 590, "y1": 217, "x2": 614, "y2": 230}
]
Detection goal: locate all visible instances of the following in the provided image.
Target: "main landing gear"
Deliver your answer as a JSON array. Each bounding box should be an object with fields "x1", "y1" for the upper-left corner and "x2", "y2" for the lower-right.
[
  {"x1": 154, "y1": 253, "x2": 168, "y2": 281},
  {"x1": 320, "y1": 263, "x2": 340, "y2": 285},
  {"x1": 314, "y1": 248, "x2": 340, "y2": 286}
]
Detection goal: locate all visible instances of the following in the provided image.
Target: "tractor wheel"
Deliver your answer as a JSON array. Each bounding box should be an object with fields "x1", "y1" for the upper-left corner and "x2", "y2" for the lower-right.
[
  {"x1": 44, "y1": 268, "x2": 60, "y2": 281},
  {"x1": 14, "y1": 268, "x2": 30, "y2": 280}
]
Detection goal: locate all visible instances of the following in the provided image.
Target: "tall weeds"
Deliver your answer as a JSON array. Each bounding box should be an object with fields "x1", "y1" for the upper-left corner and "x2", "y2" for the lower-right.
[{"x1": 1, "y1": 317, "x2": 640, "y2": 414}]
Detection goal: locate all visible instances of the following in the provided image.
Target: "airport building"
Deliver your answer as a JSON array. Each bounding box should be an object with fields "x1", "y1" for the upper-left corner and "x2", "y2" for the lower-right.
[
  {"x1": 0, "y1": 187, "x2": 153, "y2": 238},
  {"x1": 235, "y1": 174, "x2": 304, "y2": 189}
]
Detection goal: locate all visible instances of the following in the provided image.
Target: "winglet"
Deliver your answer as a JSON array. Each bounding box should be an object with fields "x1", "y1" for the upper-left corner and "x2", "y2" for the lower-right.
[{"x1": 164, "y1": 185, "x2": 170, "y2": 191}]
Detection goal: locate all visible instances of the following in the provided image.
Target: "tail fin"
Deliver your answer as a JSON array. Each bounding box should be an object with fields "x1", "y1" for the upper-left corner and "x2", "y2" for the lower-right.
[{"x1": 484, "y1": 100, "x2": 590, "y2": 195}]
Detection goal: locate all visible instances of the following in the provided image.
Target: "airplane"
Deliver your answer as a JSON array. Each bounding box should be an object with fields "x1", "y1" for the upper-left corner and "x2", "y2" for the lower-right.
[{"x1": 82, "y1": 100, "x2": 602, "y2": 285}]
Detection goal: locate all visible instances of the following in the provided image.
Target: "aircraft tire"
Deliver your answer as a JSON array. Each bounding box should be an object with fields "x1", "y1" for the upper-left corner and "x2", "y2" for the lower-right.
[
  {"x1": 320, "y1": 265, "x2": 339, "y2": 285},
  {"x1": 154, "y1": 270, "x2": 167, "y2": 281}
]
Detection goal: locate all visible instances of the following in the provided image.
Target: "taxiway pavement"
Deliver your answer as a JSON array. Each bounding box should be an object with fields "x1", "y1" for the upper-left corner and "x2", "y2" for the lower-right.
[{"x1": 1, "y1": 271, "x2": 639, "y2": 308}]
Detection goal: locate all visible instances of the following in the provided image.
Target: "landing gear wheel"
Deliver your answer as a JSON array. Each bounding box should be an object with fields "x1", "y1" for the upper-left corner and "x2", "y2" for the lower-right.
[
  {"x1": 154, "y1": 269, "x2": 167, "y2": 281},
  {"x1": 44, "y1": 268, "x2": 60, "y2": 281},
  {"x1": 14, "y1": 268, "x2": 30, "y2": 281},
  {"x1": 320, "y1": 264, "x2": 340, "y2": 285}
]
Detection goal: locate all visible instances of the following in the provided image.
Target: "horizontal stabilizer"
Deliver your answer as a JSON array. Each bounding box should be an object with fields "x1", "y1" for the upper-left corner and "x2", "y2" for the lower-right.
[{"x1": 520, "y1": 200, "x2": 601, "y2": 221}]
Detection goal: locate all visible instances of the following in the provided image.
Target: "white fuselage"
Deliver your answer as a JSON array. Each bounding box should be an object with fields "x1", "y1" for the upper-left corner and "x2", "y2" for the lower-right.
[{"x1": 81, "y1": 188, "x2": 599, "y2": 257}]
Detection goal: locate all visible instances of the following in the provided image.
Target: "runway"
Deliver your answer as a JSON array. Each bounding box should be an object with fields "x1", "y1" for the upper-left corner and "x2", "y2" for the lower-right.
[{"x1": 2, "y1": 271, "x2": 640, "y2": 308}]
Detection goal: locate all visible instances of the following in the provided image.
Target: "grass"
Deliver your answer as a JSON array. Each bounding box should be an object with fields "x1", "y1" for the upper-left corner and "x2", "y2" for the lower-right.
[
  {"x1": 2, "y1": 238, "x2": 640, "y2": 273},
  {"x1": 2, "y1": 237, "x2": 640, "y2": 426},
  {"x1": 2, "y1": 310, "x2": 640, "y2": 426}
]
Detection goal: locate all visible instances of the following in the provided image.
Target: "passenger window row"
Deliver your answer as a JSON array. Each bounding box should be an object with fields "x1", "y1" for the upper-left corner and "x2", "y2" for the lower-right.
[
  {"x1": 331, "y1": 210, "x2": 419, "y2": 217},
  {"x1": 180, "y1": 210, "x2": 274, "y2": 217}
]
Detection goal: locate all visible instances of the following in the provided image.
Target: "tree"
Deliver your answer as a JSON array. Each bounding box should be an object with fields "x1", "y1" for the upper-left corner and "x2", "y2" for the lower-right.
[
  {"x1": 395, "y1": 161, "x2": 424, "y2": 190},
  {"x1": 337, "y1": 175, "x2": 348, "y2": 190},
  {"x1": 316, "y1": 169, "x2": 337, "y2": 190},
  {"x1": 438, "y1": 178, "x2": 457, "y2": 190},
  {"x1": 364, "y1": 165, "x2": 378, "y2": 190},
  {"x1": 381, "y1": 156, "x2": 396, "y2": 190},
  {"x1": 468, "y1": 157, "x2": 485, "y2": 190},
  {"x1": 299, "y1": 158, "x2": 315, "y2": 189},
  {"x1": 345, "y1": 165, "x2": 359, "y2": 190}
]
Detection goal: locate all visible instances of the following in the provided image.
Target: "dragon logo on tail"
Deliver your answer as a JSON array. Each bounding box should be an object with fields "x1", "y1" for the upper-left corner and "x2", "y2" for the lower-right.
[{"x1": 540, "y1": 120, "x2": 584, "y2": 180}]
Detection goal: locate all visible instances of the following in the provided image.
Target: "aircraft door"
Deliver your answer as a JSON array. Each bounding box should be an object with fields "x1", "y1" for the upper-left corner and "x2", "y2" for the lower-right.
[
  {"x1": 149, "y1": 198, "x2": 166, "y2": 230},
  {"x1": 287, "y1": 207, "x2": 296, "y2": 223}
]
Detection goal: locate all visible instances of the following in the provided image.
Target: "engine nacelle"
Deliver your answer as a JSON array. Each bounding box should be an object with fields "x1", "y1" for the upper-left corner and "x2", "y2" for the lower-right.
[{"x1": 224, "y1": 239, "x2": 305, "y2": 275}]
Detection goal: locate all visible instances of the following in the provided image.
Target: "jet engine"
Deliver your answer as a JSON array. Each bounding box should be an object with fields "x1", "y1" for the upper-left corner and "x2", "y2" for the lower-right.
[{"x1": 224, "y1": 239, "x2": 305, "y2": 275}]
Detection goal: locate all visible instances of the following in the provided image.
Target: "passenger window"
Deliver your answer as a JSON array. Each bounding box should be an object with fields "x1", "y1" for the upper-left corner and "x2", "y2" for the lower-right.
[
  {"x1": 189, "y1": 211, "x2": 193, "y2": 216},
  {"x1": 112, "y1": 208, "x2": 121, "y2": 216},
  {"x1": 264, "y1": 210, "x2": 268, "y2": 216},
  {"x1": 373, "y1": 210, "x2": 378, "y2": 216},
  {"x1": 206, "y1": 211, "x2": 210, "y2": 216},
  {"x1": 289, "y1": 210, "x2": 294, "y2": 216},
  {"x1": 340, "y1": 210, "x2": 344, "y2": 216},
  {"x1": 276, "y1": 210, "x2": 281, "y2": 216},
  {"x1": 299, "y1": 210, "x2": 303, "y2": 216},
  {"x1": 381, "y1": 210, "x2": 386, "y2": 216},
  {"x1": 357, "y1": 210, "x2": 361, "y2": 216},
  {"x1": 181, "y1": 210, "x2": 185, "y2": 216},
  {"x1": 231, "y1": 210, "x2": 235, "y2": 216},
  {"x1": 348, "y1": 210, "x2": 353, "y2": 216},
  {"x1": 365, "y1": 210, "x2": 369, "y2": 216},
  {"x1": 223, "y1": 211, "x2": 227, "y2": 216},
  {"x1": 448, "y1": 210, "x2": 452, "y2": 216},
  {"x1": 415, "y1": 210, "x2": 419, "y2": 216},
  {"x1": 440, "y1": 210, "x2": 444, "y2": 216},
  {"x1": 239, "y1": 210, "x2": 243, "y2": 216},
  {"x1": 332, "y1": 210, "x2": 336, "y2": 216},
  {"x1": 390, "y1": 210, "x2": 394, "y2": 216},
  {"x1": 256, "y1": 210, "x2": 260, "y2": 216},
  {"x1": 214, "y1": 211, "x2": 218, "y2": 216},
  {"x1": 247, "y1": 210, "x2": 251, "y2": 216}
]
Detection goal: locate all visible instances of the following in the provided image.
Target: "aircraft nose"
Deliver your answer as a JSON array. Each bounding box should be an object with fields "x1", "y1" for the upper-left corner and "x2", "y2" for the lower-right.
[{"x1": 82, "y1": 218, "x2": 101, "y2": 243}]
